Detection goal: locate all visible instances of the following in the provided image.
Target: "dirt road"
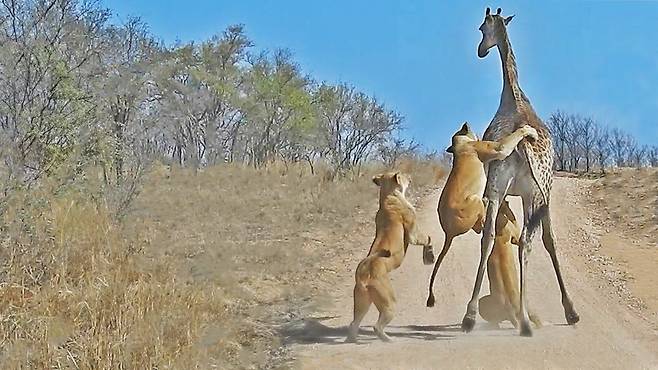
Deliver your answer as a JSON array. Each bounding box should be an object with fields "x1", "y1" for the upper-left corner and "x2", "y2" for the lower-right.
[{"x1": 288, "y1": 178, "x2": 658, "y2": 369}]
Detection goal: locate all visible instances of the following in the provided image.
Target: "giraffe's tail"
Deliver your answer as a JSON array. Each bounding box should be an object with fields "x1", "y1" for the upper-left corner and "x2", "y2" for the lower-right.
[{"x1": 526, "y1": 204, "x2": 548, "y2": 232}]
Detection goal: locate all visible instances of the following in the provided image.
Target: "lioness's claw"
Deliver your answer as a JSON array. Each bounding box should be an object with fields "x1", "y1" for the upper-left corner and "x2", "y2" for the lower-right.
[
  {"x1": 345, "y1": 336, "x2": 357, "y2": 343},
  {"x1": 423, "y1": 246, "x2": 435, "y2": 265},
  {"x1": 374, "y1": 327, "x2": 393, "y2": 342},
  {"x1": 523, "y1": 126, "x2": 538, "y2": 141}
]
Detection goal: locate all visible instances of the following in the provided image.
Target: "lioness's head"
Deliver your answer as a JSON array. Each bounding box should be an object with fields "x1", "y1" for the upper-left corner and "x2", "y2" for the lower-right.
[
  {"x1": 496, "y1": 198, "x2": 518, "y2": 231},
  {"x1": 500, "y1": 199, "x2": 516, "y2": 223},
  {"x1": 372, "y1": 172, "x2": 411, "y2": 196},
  {"x1": 446, "y1": 122, "x2": 478, "y2": 153}
]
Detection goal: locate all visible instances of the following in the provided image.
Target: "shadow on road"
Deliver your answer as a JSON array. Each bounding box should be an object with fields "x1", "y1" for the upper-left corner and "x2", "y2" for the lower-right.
[{"x1": 280, "y1": 318, "x2": 457, "y2": 345}]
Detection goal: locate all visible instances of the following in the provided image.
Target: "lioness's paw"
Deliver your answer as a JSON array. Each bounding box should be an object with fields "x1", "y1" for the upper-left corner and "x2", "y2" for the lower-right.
[
  {"x1": 374, "y1": 328, "x2": 393, "y2": 342},
  {"x1": 521, "y1": 125, "x2": 538, "y2": 141},
  {"x1": 423, "y1": 244, "x2": 435, "y2": 265},
  {"x1": 345, "y1": 335, "x2": 358, "y2": 343}
]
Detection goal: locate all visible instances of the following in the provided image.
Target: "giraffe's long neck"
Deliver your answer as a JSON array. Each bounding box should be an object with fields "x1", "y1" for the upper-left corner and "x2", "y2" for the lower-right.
[{"x1": 496, "y1": 33, "x2": 529, "y2": 111}]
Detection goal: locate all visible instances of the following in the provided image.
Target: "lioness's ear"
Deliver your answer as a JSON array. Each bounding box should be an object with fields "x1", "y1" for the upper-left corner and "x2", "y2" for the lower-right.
[
  {"x1": 392, "y1": 172, "x2": 400, "y2": 185},
  {"x1": 372, "y1": 174, "x2": 383, "y2": 186},
  {"x1": 446, "y1": 145, "x2": 454, "y2": 153},
  {"x1": 456, "y1": 122, "x2": 469, "y2": 136}
]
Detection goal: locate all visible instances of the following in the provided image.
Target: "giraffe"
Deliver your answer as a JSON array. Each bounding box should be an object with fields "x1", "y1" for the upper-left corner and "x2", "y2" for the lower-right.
[{"x1": 460, "y1": 7, "x2": 580, "y2": 337}]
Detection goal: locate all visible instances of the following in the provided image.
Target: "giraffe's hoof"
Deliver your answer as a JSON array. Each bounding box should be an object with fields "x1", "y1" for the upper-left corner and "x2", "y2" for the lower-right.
[
  {"x1": 520, "y1": 321, "x2": 533, "y2": 337},
  {"x1": 566, "y1": 310, "x2": 580, "y2": 325},
  {"x1": 426, "y1": 294, "x2": 435, "y2": 307},
  {"x1": 461, "y1": 316, "x2": 476, "y2": 332}
]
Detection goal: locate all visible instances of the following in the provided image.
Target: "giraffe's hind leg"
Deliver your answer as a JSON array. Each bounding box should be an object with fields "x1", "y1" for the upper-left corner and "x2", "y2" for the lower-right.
[
  {"x1": 541, "y1": 207, "x2": 580, "y2": 325},
  {"x1": 462, "y1": 197, "x2": 500, "y2": 332},
  {"x1": 517, "y1": 197, "x2": 545, "y2": 337},
  {"x1": 462, "y1": 162, "x2": 512, "y2": 332}
]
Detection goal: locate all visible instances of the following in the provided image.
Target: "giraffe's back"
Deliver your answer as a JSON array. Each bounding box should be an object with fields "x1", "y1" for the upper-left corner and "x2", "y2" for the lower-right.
[{"x1": 484, "y1": 105, "x2": 554, "y2": 204}]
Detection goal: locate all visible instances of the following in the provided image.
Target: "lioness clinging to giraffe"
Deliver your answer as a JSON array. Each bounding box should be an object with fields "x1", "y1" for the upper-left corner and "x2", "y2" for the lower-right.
[
  {"x1": 426, "y1": 122, "x2": 542, "y2": 329},
  {"x1": 461, "y1": 7, "x2": 580, "y2": 337},
  {"x1": 425, "y1": 122, "x2": 538, "y2": 309},
  {"x1": 479, "y1": 198, "x2": 542, "y2": 329}
]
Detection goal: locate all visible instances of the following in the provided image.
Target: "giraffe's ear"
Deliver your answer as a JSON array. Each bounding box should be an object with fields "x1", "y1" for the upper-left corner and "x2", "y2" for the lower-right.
[
  {"x1": 446, "y1": 145, "x2": 454, "y2": 154},
  {"x1": 504, "y1": 15, "x2": 515, "y2": 25}
]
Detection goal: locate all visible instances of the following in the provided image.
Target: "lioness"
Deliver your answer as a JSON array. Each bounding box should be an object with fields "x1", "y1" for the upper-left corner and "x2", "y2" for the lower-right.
[
  {"x1": 426, "y1": 122, "x2": 537, "y2": 307},
  {"x1": 346, "y1": 172, "x2": 432, "y2": 343},
  {"x1": 479, "y1": 199, "x2": 542, "y2": 328}
]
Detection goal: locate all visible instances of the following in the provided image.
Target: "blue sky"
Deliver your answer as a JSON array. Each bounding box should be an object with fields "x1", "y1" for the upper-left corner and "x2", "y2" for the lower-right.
[{"x1": 103, "y1": 0, "x2": 658, "y2": 148}]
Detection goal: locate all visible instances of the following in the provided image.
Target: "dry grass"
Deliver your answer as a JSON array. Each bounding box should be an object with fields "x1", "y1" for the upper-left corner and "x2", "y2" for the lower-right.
[
  {"x1": 0, "y1": 159, "x2": 445, "y2": 369},
  {"x1": 0, "y1": 183, "x2": 227, "y2": 368},
  {"x1": 590, "y1": 167, "x2": 658, "y2": 245},
  {"x1": 587, "y1": 167, "x2": 658, "y2": 322}
]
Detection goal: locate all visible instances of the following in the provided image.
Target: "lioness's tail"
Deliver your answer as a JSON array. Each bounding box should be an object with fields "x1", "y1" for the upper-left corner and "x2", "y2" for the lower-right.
[{"x1": 426, "y1": 236, "x2": 454, "y2": 307}]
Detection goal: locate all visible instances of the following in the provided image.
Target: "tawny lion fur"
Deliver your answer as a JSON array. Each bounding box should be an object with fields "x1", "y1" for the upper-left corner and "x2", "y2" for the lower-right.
[
  {"x1": 426, "y1": 122, "x2": 541, "y2": 327},
  {"x1": 479, "y1": 199, "x2": 542, "y2": 328},
  {"x1": 346, "y1": 172, "x2": 432, "y2": 343}
]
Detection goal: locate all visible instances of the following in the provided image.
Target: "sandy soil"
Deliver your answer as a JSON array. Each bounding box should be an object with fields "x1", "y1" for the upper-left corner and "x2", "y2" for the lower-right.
[
  {"x1": 286, "y1": 177, "x2": 658, "y2": 369},
  {"x1": 588, "y1": 168, "x2": 658, "y2": 319}
]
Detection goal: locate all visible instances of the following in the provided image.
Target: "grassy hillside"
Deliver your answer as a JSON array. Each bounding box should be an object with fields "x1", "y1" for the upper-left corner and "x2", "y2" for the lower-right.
[
  {"x1": 588, "y1": 168, "x2": 658, "y2": 322},
  {"x1": 0, "y1": 160, "x2": 443, "y2": 369},
  {"x1": 590, "y1": 168, "x2": 658, "y2": 244}
]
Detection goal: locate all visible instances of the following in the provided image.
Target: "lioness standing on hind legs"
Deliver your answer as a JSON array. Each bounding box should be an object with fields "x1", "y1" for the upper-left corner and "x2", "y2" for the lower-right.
[{"x1": 346, "y1": 172, "x2": 432, "y2": 343}]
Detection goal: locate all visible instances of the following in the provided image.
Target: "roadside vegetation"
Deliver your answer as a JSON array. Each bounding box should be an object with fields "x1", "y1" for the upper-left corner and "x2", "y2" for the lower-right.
[
  {"x1": 0, "y1": 1, "x2": 443, "y2": 367},
  {"x1": 547, "y1": 111, "x2": 657, "y2": 174}
]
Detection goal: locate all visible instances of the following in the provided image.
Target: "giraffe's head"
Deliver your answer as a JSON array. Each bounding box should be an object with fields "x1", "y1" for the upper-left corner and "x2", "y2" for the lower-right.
[{"x1": 477, "y1": 7, "x2": 515, "y2": 58}]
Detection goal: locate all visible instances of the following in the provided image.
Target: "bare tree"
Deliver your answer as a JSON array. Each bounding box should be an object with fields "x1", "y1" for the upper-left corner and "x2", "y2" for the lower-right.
[
  {"x1": 315, "y1": 84, "x2": 403, "y2": 176},
  {"x1": 626, "y1": 140, "x2": 647, "y2": 168},
  {"x1": 648, "y1": 146, "x2": 658, "y2": 167},
  {"x1": 547, "y1": 110, "x2": 569, "y2": 171},
  {"x1": 577, "y1": 117, "x2": 598, "y2": 172},
  {"x1": 564, "y1": 114, "x2": 583, "y2": 171},
  {"x1": 609, "y1": 127, "x2": 628, "y2": 167},
  {"x1": 378, "y1": 137, "x2": 421, "y2": 168},
  {"x1": 593, "y1": 126, "x2": 611, "y2": 173}
]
